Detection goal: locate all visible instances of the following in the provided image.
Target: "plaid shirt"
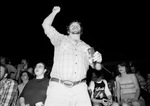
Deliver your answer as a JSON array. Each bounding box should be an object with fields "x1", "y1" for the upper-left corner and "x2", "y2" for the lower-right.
[
  {"x1": 0, "y1": 78, "x2": 18, "y2": 106},
  {"x1": 43, "y1": 26, "x2": 91, "y2": 81}
]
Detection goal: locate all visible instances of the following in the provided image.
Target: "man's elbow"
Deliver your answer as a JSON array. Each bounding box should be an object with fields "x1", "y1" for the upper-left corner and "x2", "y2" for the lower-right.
[{"x1": 42, "y1": 21, "x2": 46, "y2": 28}]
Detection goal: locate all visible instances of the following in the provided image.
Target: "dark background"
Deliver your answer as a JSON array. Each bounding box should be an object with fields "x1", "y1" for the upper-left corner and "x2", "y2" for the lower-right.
[{"x1": 1, "y1": 0, "x2": 149, "y2": 75}]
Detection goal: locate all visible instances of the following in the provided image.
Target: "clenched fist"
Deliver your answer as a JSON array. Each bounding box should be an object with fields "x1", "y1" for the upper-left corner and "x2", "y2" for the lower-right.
[{"x1": 52, "y1": 6, "x2": 61, "y2": 14}]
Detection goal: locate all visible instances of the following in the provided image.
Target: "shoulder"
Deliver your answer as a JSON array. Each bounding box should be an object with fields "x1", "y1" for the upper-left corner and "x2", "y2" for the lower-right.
[
  {"x1": 89, "y1": 81, "x2": 95, "y2": 86},
  {"x1": 80, "y1": 41, "x2": 90, "y2": 47},
  {"x1": 102, "y1": 79, "x2": 107, "y2": 83},
  {"x1": 25, "y1": 79, "x2": 35, "y2": 86},
  {"x1": 7, "y1": 79, "x2": 18, "y2": 85},
  {"x1": 44, "y1": 78, "x2": 50, "y2": 83},
  {"x1": 6, "y1": 79, "x2": 18, "y2": 90},
  {"x1": 115, "y1": 75, "x2": 120, "y2": 81},
  {"x1": 129, "y1": 73, "x2": 136, "y2": 78},
  {"x1": 18, "y1": 83, "x2": 22, "y2": 86}
]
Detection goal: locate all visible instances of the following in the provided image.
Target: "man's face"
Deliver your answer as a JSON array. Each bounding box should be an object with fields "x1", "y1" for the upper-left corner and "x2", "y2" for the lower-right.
[
  {"x1": 0, "y1": 66, "x2": 6, "y2": 81},
  {"x1": 34, "y1": 63, "x2": 45, "y2": 77},
  {"x1": 69, "y1": 22, "x2": 81, "y2": 34},
  {"x1": 21, "y1": 59, "x2": 27, "y2": 64}
]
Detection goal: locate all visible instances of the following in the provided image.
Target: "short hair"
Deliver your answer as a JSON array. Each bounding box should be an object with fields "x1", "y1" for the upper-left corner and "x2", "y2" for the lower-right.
[{"x1": 93, "y1": 70, "x2": 104, "y2": 79}]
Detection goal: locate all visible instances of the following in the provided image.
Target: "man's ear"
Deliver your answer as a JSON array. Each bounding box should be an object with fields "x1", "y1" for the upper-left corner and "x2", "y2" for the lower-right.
[
  {"x1": 44, "y1": 69, "x2": 47, "y2": 73},
  {"x1": 4, "y1": 73, "x2": 8, "y2": 78}
]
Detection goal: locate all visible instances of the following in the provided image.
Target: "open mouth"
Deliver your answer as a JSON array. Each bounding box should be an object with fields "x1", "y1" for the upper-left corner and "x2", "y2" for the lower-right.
[{"x1": 35, "y1": 69, "x2": 39, "y2": 73}]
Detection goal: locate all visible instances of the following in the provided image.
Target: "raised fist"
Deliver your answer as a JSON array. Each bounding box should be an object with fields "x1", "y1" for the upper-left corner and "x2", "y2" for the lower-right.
[{"x1": 52, "y1": 6, "x2": 60, "y2": 14}]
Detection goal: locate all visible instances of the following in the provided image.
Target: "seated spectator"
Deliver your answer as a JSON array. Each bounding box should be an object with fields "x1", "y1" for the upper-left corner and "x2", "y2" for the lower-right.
[
  {"x1": 19, "y1": 62, "x2": 49, "y2": 106},
  {"x1": 130, "y1": 65, "x2": 147, "y2": 91},
  {"x1": 0, "y1": 64, "x2": 18, "y2": 106},
  {"x1": 16, "y1": 59, "x2": 32, "y2": 84},
  {"x1": 116, "y1": 62, "x2": 142, "y2": 106},
  {"x1": 18, "y1": 71, "x2": 31, "y2": 95},
  {"x1": 88, "y1": 71, "x2": 119, "y2": 106}
]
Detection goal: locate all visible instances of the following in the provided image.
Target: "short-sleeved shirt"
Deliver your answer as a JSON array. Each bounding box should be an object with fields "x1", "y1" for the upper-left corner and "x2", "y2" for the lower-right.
[
  {"x1": 89, "y1": 79, "x2": 112, "y2": 99},
  {"x1": 20, "y1": 78, "x2": 49, "y2": 106}
]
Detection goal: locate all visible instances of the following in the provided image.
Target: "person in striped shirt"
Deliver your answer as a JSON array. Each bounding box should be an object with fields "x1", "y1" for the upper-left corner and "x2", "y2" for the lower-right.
[
  {"x1": 0, "y1": 64, "x2": 18, "y2": 106},
  {"x1": 116, "y1": 62, "x2": 141, "y2": 106},
  {"x1": 42, "y1": 6, "x2": 102, "y2": 106}
]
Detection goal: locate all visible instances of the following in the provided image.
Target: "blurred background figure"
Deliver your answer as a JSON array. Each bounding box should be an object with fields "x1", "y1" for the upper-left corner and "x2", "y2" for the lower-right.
[
  {"x1": 18, "y1": 59, "x2": 29, "y2": 71},
  {"x1": 130, "y1": 62, "x2": 148, "y2": 105},
  {"x1": 0, "y1": 56, "x2": 17, "y2": 80},
  {"x1": 18, "y1": 71, "x2": 32, "y2": 95},
  {"x1": 16, "y1": 59, "x2": 34, "y2": 84}
]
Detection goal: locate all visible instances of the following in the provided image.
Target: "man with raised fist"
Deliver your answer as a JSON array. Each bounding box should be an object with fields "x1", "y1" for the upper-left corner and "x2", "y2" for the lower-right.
[{"x1": 42, "y1": 6, "x2": 102, "y2": 106}]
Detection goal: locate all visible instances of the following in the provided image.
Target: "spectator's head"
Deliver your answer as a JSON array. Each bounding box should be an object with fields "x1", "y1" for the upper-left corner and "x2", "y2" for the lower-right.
[
  {"x1": 130, "y1": 66, "x2": 136, "y2": 73},
  {"x1": 92, "y1": 70, "x2": 104, "y2": 82},
  {"x1": 9, "y1": 71, "x2": 17, "y2": 80},
  {"x1": 34, "y1": 62, "x2": 47, "y2": 79},
  {"x1": 20, "y1": 71, "x2": 31, "y2": 83},
  {"x1": 67, "y1": 21, "x2": 83, "y2": 41},
  {"x1": 116, "y1": 62, "x2": 129, "y2": 75},
  {"x1": 0, "y1": 64, "x2": 8, "y2": 81},
  {"x1": 21, "y1": 59, "x2": 28, "y2": 65}
]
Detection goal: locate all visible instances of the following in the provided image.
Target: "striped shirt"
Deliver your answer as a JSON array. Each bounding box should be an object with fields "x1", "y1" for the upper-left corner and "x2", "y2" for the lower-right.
[
  {"x1": 0, "y1": 78, "x2": 18, "y2": 106},
  {"x1": 116, "y1": 74, "x2": 137, "y2": 95},
  {"x1": 43, "y1": 26, "x2": 91, "y2": 81}
]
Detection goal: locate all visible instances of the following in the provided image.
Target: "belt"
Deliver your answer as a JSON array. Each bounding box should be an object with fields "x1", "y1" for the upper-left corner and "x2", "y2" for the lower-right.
[{"x1": 50, "y1": 77, "x2": 86, "y2": 87}]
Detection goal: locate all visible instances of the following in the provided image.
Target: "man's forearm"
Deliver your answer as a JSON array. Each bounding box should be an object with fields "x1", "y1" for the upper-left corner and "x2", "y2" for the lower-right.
[
  {"x1": 42, "y1": 6, "x2": 60, "y2": 28},
  {"x1": 42, "y1": 12, "x2": 57, "y2": 28}
]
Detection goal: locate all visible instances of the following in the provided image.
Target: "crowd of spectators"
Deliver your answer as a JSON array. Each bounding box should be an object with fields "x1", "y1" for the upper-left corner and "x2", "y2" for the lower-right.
[{"x1": 0, "y1": 56, "x2": 150, "y2": 106}]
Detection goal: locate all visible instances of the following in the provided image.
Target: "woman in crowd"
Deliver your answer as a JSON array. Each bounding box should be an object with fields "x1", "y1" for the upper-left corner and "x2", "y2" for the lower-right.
[
  {"x1": 18, "y1": 71, "x2": 31, "y2": 95},
  {"x1": 19, "y1": 62, "x2": 50, "y2": 106},
  {"x1": 116, "y1": 62, "x2": 142, "y2": 106}
]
